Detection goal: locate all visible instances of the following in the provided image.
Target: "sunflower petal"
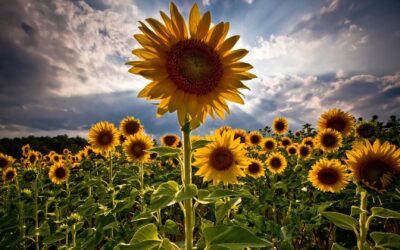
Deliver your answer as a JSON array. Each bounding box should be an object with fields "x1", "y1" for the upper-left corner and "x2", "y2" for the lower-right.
[{"x1": 189, "y1": 3, "x2": 201, "y2": 38}]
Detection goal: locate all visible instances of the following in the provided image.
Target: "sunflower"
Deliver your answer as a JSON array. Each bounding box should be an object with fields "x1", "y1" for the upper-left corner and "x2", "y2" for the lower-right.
[
  {"x1": 247, "y1": 131, "x2": 263, "y2": 147},
  {"x1": 48, "y1": 163, "x2": 70, "y2": 185},
  {"x1": 88, "y1": 121, "x2": 120, "y2": 154},
  {"x1": 346, "y1": 140, "x2": 400, "y2": 192},
  {"x1": 23, "y1": 168, "x2": 37, "y2": 182},
  {"x1": 272, "y1": 117, "x2": 288, "y2": 135},
  {"x1": 21, "y1": 144, "x2": 30, "y2": 156},
  {"x1": 0, "y1": 153, "x2": 14, "y2": 170},
  {"x1": 63, "y1": 149, "x2": 71, "y2": 155},
  {"x1": 2, "y1": 167, "x2": 17, "y2": 182},
  {"x1": 294, "y1": 131, "x2": 301, "y2": 137},
  {"x1": 27, "y1": 151, "x2": 38, "y2": 165},
  {"x1": 245, "y1": 158, "x2": 265, "y2": 179},
  {"x1": 301, "y1": 137, "x2": 315, "y2": 148},
  {"x1": 355, "y1": 122, "x2": 376, "y2": 139},
  {"x1": 266, "y1": 152, "x2": 287, "y2": 174},
  {"x1": 298, "y1": 144, "x2": 312, "y2": 160},
  {"x1": 123, "y1": 133, "x2": 153, "y2": 163},
  {"x1": 194, "y1": 130, "x2": 247, "y2": 185},
  {"x1": 318, "y1": 108, "x2": 354, "y2": 136},
  {"x1": 216, "y1": 126, "x2": 232, "y2": 136},
  {"x1": 280, "y1": 136, "x2": 292, "y2": 147},
  {"x1": 308, "y1": 159, "x2": 349, "y2": 193},
  {"x1": 286, "y1": 145, "x2": 297, "y2": 156},
  {"x1": 233, "y1": 128, "x2": 248, "y2": 144},
  {"x1": 315, "y1": 128, "x2": 343, "y2": 152},
  {"x1": 191, "y1": 135, "x2": 203, "y2": 143},
  {"x1": 128, "y1": 3, "x2": 255, "y2": 127},
  {"x1": 262, "y1": 137, "x2": 277, "y2": 152},
  {"x1": 84, "y1": 146, "x2": 95, "y2": 157},
  {"x1": 51, "y1": 153, "x2": 62, "y2": 163},
  {"x1": 120, "y1": 116, "x2": 144, "y2": 137},
  {"x1": 160, "y1": 133, "x2": 181, "y2": 147}
]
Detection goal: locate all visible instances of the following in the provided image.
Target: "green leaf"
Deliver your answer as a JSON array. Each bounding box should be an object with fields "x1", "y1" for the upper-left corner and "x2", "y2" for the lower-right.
[
  {"x1": 331, "y1": 243, "x2": 349, "y2": 250},
  {"x1": 191, "y1": 140, "x2": 213, "y2": 151},
  {"x1": 273, "y1": 181, "x2": 288, "y2": 192},
  {"x1": 370, "y1": 232, "x2": 400, "y2": 250},
  {"x1": 371, "y1": 207, "x2": 400, "y2": 219},
  {"x1": 197, "y1": 189, "x2": 253, "y2": 204},
  {"x1": 130, "y1": 224, "x2": 160, "y2": 244},
  {"x1": 162, "y1": 219, "x2": 181, "y2": 236},
  {"x1": 147, "y1": 147, "x2": 181, "y2": 157},
  {"x1": 215, "y1": 198, "x2": 241, "y2": 224},
  {"x1": 176, "y1": 184, "x2": 198, "y2": 203},
  {"x1": 203, "y1": 225, "x2": 273, "y2": 249},
  {"x1": 321, "y1": 212, "x2": 358, "y2": 231},
  {"x1": 350, "y1": 206, "x2": 363, "y2": 217},
  {"x1": 43, "y1": 233, "x2": 65, "y2": 244},
  {"x1": 150, "y1": 181, "x2": 180, "y2": 210}
]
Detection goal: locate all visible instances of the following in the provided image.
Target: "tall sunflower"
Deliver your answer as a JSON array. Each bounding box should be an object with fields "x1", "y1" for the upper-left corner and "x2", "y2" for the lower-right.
[
  {"x1": 193, "y1": 130, "x2": 247, "y2": 185},
  {"x1": 123, "y1": 133, "x2": 153, "y2": 163},
  {"x1": 318, "y1": 109, "x2": 354, "y2": 136},
  {"x1": 48, "y1": 163, "x2": 70, "y2": 185},
  {"x1": 266, "y1": 152, "x2": 287, "y2": 174},
  {"x1": 346, "y1": 140, "x2": 400, "y2": 192},
  {"x1": 0, "y1": 153, "x2": 14, "y2": 170},
  {"x1": 128, "y1": 3, "x2": 255, "y2": 126},
  {"x1": 263, "y1": 137, "x2": 277, "y2": 152},
  {"x1": 2, "y1": 167, "x2": 17, "y2": 182},
  {"x1": 247, "y1": 131, "x2": 263, "y2": 147},
  {"x1": 315, "y1": 128, "x2": 343, "y2": 152},
  {"x1": 160, "y1": 133, "x2": 181, "y2": 147},
  {"x1": 245, "y1": 158, "x2": 265, "y2": 179},
  {"x1": 308, "y1": 159, "x2": 349, "y2": 193},
  {"x1": 120, "y1": 116, "x2": 144, "y2": 137},
  {"x1": 272, "y1": 117, "x2": 288, "y2": 135},
  {"x1": 88, "y1": 121, "x2": 120, "y2": 154},
  {"x1": 233, "y1": 128, "x2": 248, "y2": 144}
]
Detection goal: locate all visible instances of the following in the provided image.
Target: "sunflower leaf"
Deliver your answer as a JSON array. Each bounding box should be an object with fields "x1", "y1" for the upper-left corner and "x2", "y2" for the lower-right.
[
  {"x1": 371, "y1": 207, "x2": 400, "y2": 219},
  {"x1": 331, "y1": 243, "x2": 349, "y2": 250},
  {"x1": 370, "y1": 232, "x2": 400, "y2": 250},
  {"x1": 321, "y1": 212, "x2": 358, "y2": 231},
  {"x1": 146, "y1": 147, "x2": 181, "y2": 157},
  {"x1": 191, "y1": 140, "x2": 213, "y2": 151}
]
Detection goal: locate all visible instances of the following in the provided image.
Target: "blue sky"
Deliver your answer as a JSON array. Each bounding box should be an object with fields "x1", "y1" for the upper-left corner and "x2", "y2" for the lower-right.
[{"x1": 0, "y1": 0, "x2": 399, "y2": 138}]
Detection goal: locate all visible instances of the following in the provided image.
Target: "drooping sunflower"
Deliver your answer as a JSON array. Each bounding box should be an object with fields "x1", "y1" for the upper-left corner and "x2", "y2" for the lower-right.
[
  {"x1": 21, "y1": 144, "x2": 30, "y2": 157},
  {"x1": 245, "y1": 158, "x2": 265, "y2": 179},
  {"x1": 315, "y1": 128, "x2": 343, "y2": 152},
  {"x1": 308, "y1": 159, "x2": 349, "y2": 193},
  {"x1": 2, "y1": 167, "x2": 17, "y2": 182},
  {"x1": 233, "y1": 128, "x2": 248, "y2": 144},
  {"x1": 355, "y1": 122, "x2": 376, "y2": 139},
  {"x1": 301, "y1": 137, "x2": 315, "y2": 149},
  {"x1": 128, "y1": 3, "x2": 256, "y2": 127},
  {"x1": 123, "y1": 133, "x2": 153, "y2": 163},
  {"x1": 119, "y1": 116, "x2": 144, "y2": 137},
  {"x1": 263, "y1": 137, "x2": 277, "y2": 152},
  {"x1": 160, "y1": 133, "x2": 181, "y2": 147},
  {"x1": 194, "y1": 130, "x2": 248, "y2": 185},
  {"x1": 318, "y1": 109, "x2": 354, "y2": 136},
  {"x1": 247, "y1": 131, "x2": 263, "y2": 147},
  {"x1": 298, "y1": 144, "x2": 312, "y2": 160},
  {"x1": 286, "y1": 145, "x2": 297, "y2": 156},
  {"x1": 280, "y1": 136, "x2": 292, "y2": 147},
  {"x1": 272, "y1": 117, "x2": 289, "y2": 135},
  {"x1": 346, "y1": 140, "x2": 400, "y2": 192},
  {"x1": 266, "y1": 152, "x2": 287, "y2": 174},
  {"x1": 88, "y1": 121, "x2": 120, "y2": 154},
  {"x1": 0, "y1": 153, "x2": 14, "y2": 170},
  {"x1": 48, "y1": 162, "x2": 70, "y2": 185}
]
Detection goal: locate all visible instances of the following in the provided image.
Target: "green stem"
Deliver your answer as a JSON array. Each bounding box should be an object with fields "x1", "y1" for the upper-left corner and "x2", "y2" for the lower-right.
[
  {"x1": 34, "y1": 178, "x2": 40, "y2": 250},
  {"x1": 140, "y1": 162, "x2": 144, "y2": 190},
  {"x1": 72, "y1": 224, "x2": 76, "y2": 248},
  {"x1": 182, "y1": 127, "x2": 193, "y2": 250},
  {"x1": 358, "y1": 191, "x2": 368, "y2": 250}
]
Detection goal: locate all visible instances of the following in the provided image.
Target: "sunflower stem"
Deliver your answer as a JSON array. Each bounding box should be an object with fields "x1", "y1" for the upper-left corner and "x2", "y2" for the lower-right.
[
  {"x1": 140, "y1": 162, "x2": 144, "y2": 190},
  {"x1": 33, "y1": 177, "x2": 40, "y2": 250},
  {"x1": 182, "y1": 125, "x2": 193, "y2": 250},
  {"x1": 358, "y1": 191, "x2": 368, "y2": 250}
]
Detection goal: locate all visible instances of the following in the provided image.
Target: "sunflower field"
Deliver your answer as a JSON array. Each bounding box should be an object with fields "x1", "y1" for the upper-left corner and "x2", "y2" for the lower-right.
[{"x1": 1, "y1": 2, "x2": 400, "y2": 250}]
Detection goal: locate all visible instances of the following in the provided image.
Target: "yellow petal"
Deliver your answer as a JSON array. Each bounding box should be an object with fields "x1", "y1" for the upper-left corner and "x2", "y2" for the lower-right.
[
  {"x1": 189, "y1": 3, "x2": 201, "y2": 38},
  {"x1": 196, "y1": 11, "x2": 211, "y2": 40},
  {"x1": 217, "y1": 35, "x2": 240, "y2": 55},
  {"x1": 170, "y1": 2, "x2": 188, "y2": 39},
  {"x1": 222, "y1": 49, "x2": 249, "y2": 63},
  {"x1": 207, "y1": 22, "x2": 225, "y2": 48}
]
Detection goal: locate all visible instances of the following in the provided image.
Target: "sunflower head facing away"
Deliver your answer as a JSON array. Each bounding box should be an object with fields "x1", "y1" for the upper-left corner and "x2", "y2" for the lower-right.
[
  {"x1": 160, "y1": 134, "x2": 181, "y2": 147},
  {"x1": 49, "y1": 163, "x2": 70, "y2": 185},
  {"x1": 346, "y1": 139, "x2": 400, "y2": 192},
  {"x1": 123, "y1": 133, "x2": 153, "y2": 163},
  {"x1": 315, "y1": 128, "x2": 343, "y2": 153},
  {"x1": 248, "y1": 131, "x2": 263, "y2": 147},
  {"x1": 0, "y1": 153, "x2": 14, "y2": 170},
  {"x1": 120, "y1": 116, "x2": 144, "y2": 137},
  {"x1": 266, "y1": 152, "x2": 287, "y2": 174},
  {"x1": 245, "y1": 158, "x2": 265, "y2": 179},
  {"x1": 194, "y1": 130, "x2": 247, "y2": 185},
  {"x1": 128, "y1": 3, "x2": 256, "y2": 127},
  {"x1": 308, "y1": 159, "x2": 349, "y2": 193},
  {"x1": 272, "y1": 117, "x2": 289, "y2": 135},
  {"x1": 318, "y1": 109, "x2": 354, "y2": 136},
  {"x1": 356, "y1": 122, "x2": 376, "y2": 139},
  {"x1": 88, "y1": 121, "x2": 120, "y2": 154},
  {"x1": 233, "y1": 128, "x2": 248, "y2": 144},
  {"x1": 263, "y1": 137, "x2": 277, "y2": 152}
]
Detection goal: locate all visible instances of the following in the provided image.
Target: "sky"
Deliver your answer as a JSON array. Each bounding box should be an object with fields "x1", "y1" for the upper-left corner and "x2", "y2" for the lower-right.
[{"x1": 0, "y1": 0, "x2": 399, "y2": 139}]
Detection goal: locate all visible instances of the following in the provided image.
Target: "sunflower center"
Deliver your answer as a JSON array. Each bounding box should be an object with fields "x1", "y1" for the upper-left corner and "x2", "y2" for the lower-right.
[
  {"x1": 357, "y1": 124, "x2": 374, "y2": 138},
  {"x1": 0, "y1": 158, "x2": 7, "y2": 168},
  {"x1": 326, "y1": 117, "x2": 346, "y2": 132},
  {"x1": 163, "y1": 135, "x2": 178, "y2": 146},
  {"x1": 97, "y1": 131, "x2": 113, "y2": 146},
  {"x1": 318, "y1": 168, "x2": 339, "y2": 185},
  {"x1": 248, "y1": 162, "x2": 261, "y2": 174},
  {"x1": 125, "y1": 121, "x2": 141, "y2": 135},
  {"x1": 54, "y1": 156, "x2": 59, "y2": 162},
  {"x1": 282, "y1": 139, "x2": 290, "y2": 146},
  {"x1": 322, "y1": 134, "x2": 337, "y2": 147},
  {"x1": 6, "y1": 171, "x2": 15, "y2": 180},
  {"x1": 265, "y1": 141, "x2": 274, "y2": 150},
  {"x1": 250, "y1": 135, "x2": 261, "y2": 144},
  {"x1": 29, "y1": 155, "x2": 36, "y2": 164},
  {"x1": 270, "y1": 158, "x2": 282, "y2": 169},
  {"x1": 300, "y1": 146, "x2": 310, "y2": 156},
  {"x1": 55, "y1": 167, "x2": 66, "y2": 179},
  {"x1": 210, "y1": 147, "x2": 234, "y2": 171},
  {"x1": 304, "y1": 140, "x2": 313, "y2": 147},
  {"x1": 274, "y1": 122, "x2": 285, "y2": 132},
  {"x1": 288, "y1": 147, "x2": 296, "y2": 155},
  {"x1": 361, "y1": 159, "x2": 391, "y2": 185},
  {"x1": 130, "y1": 142, "x2": 146, "y2": 158},
  {"x1": 166, "y1": 39, "x2": 223, "y2": 95}
]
